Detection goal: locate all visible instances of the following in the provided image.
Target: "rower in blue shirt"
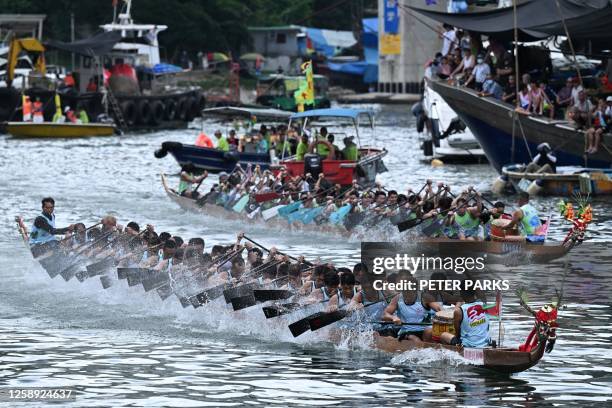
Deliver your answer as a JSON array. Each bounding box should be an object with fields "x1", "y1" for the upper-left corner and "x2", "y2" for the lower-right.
[
  {"x1": 29, "y1": 197, "x2": 76, "y2": 253},
  {"x1": 440, "y1": 288, "x2": 491, "y2": 348}
]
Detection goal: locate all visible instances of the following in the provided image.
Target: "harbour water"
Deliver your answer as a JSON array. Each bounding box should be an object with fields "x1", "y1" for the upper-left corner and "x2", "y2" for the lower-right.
[{"x1": 1, "y1": 104, "x2": 611, "y2": 406}]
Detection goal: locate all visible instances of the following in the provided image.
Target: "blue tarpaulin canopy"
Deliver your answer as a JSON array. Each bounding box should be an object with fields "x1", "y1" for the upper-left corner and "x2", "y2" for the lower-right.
[
  {"x1": 327, "y1": 18, "x2": 378, "y2": 84},
  {"x1": 139, "y1": 63, "x2": 183, "y2": 75},
  {"x1": 290, "y1": 108, "x2": 372, "y2": 120},
  {"x1": 305, "y1": 27, "x2": 357, "y2": 57}
]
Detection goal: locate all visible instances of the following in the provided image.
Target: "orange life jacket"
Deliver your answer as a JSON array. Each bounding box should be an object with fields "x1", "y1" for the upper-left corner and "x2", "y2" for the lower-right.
[
  {"x1": 33, "y1": 101, "x2": 43, "y2": 116},
  {"x1": 195, "y1": 133, "x2": 214, "y2": 148}
]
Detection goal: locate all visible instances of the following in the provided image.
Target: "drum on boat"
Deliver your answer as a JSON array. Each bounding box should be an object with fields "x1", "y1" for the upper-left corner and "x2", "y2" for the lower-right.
[
  {"x1": 490, "y1": 218, "x2": 525, "y2": 242},
  {"x1": 432, "y1": 309, "x2": 455, "y2": 341}
]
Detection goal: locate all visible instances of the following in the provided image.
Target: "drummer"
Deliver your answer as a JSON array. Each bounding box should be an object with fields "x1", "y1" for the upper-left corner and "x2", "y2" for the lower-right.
[
  {"x1": 483, "y1": 201, "x2": 508, "y2": 240},
  {"x1": 503, "y1": 192, "x2": 545, "y2": 241},
  {"x1": 381, "y1": 273, "x2": 442, "y2": 342},
  {"x1": 440, "y1": 288, "x2": 491, "y2": 348}
]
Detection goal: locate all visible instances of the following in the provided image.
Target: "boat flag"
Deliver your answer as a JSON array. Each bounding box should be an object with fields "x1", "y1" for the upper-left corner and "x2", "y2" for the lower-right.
[{"x1": 294, "y1": 60, "x2": 315, "y2": 110}]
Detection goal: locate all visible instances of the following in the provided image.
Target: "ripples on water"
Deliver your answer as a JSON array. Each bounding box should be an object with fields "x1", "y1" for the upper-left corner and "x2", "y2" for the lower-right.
[{"x1": 1, "y1": 104, "x2": 611, "y2": 406}]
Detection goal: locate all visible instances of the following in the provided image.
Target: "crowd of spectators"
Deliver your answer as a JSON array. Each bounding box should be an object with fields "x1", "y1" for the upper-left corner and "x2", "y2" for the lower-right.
[{"x1": 426, "y1": 24, "x2": 611, "y2": 154}]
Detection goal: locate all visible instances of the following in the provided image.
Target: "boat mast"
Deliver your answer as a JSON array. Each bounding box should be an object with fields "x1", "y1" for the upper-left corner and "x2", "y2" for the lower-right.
[{"x1": 511, "y1": 0, "x2": 519, "y2": 163}]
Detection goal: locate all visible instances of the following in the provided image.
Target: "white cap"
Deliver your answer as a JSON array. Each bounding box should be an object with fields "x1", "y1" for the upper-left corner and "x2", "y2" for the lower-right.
[
  {"x1": 607, "y1": 96, "x2": 612, "y2": 102},
  {"x1": 64, "y1": 106, "x2": 70, "y2": 113}
]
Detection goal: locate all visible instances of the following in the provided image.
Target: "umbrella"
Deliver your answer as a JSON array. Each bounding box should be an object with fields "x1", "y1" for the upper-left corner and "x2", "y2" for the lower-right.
[
  {"x1": 207, "y1": 52, "x2": 229, "y2": 62},
  {"x1": 240, "y1": 53, "x2": 265, "y2": 62}
]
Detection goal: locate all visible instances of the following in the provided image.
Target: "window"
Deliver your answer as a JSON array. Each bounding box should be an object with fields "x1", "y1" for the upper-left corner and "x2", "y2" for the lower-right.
[{"x1": 276, "y1": 33, "x2": 286, "y2": 44}]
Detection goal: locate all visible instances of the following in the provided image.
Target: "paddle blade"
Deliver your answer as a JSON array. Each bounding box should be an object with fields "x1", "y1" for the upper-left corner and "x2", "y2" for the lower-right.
[
  {"x1": 75, "y1": 270, "x2": 88, "y2": 282},
  {"x1": 59, "y1": 264, "x2": 79, "y2": 281},
  {"x1": 189, "y1": 296, "x2": 201, "y2": 308},
  {"x1": 86, "y1": 258, "x2": 115, "y2": 277},
  {"x1": 288, "y1": 312, "x2": 324, "y2": 337},
  {"x1": 142, "y1": 271, "x2": 170, "y2": 292},
  {"x1": 223, "y1": 283, "x2": 257, "y2": 304},
  {"x1": 253, "y1": 289, "x2": 293, "y2": 302},
  {"x1": 195, "y1": 284, "x2": 227, "y2": 304},
  {"x1": 231, "y1": 294, "x2": 258, "y2": 311},
  {"x1": 262, "y1": 303, "x2": 301, "y2": 319},
  {"x1": 262, "y1": 205, "x2": 282, "y2": 221},
  {"x1": 309, "y1": 310, "x2": 348, "y2": 331},
  {"x1": 421, "y1": 218, "x2": 444, "y2": 237},
  {"x1": 117, "y1": 267, "x2": 145, "y2": 280},
  {"x1": 397, "y1": 218, "x2": 419, "y2": 232},
  {"x1": 177, "y1": 295, "x2": 191, "y2": 308},
  {"x1": 156, "y1": 284, "x2": 174, "y2": 301},
  {"x1": 127, "y1": 268, "x2": 148, "y2": 286},
  {"x1": 100, "y1": 275, "x2": 113, "y2": 289}
]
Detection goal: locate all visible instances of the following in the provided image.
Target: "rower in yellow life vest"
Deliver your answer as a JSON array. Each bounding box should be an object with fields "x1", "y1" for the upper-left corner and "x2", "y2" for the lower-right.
[{"x1": 503, "y1": 192, "x2": 545, "y2": 241}]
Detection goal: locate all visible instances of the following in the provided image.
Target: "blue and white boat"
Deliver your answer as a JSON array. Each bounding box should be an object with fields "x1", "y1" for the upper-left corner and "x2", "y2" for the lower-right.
[{"x1": 154, "y1": 106, "x2": 291, "y2": 173}]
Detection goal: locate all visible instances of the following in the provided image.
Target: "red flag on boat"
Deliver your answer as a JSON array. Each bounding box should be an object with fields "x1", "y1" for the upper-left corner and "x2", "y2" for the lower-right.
[{"x1": 484, "y1": 291, "x2": 502, "y2": 317}]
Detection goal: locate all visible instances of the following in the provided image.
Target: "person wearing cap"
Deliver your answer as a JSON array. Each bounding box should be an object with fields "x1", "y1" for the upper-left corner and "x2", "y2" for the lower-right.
[
  {"x1": 342, "y1": 136, "x2": 358, "y2": 161},
  {"x1": 525, "y1": 143, "x2": 557, "y2": 173},
  {"x1": 465, "y1": 53, "x2": 490, "y2": 91},
  {"x1": 215, "y1": 130, "x2": 229, "y2": 152},
  {"x1": 479, "y1": 72, "x2": 503, "y2": 100},
  {"x1": 64, "y1": 106, "x2": 78, "y2": 123}
]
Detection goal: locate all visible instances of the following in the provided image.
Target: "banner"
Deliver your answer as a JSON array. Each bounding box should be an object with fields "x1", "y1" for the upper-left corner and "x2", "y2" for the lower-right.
[
  {"x1": 384, "y1": 0, "x2": 399, "y2": 34},
  {"x1": 380, "y1": 34, "x2": 401, "y2": 55}
]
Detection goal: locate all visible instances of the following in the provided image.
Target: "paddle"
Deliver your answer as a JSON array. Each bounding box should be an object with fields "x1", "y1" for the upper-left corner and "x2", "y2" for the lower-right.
[
  {"x1": 230, "y1": 293, "x2": 257, "y2": 311},
  {"x1": 86, "y1": 257, "x2": 116, "y2": 277},
  {"x1": 58, "y1": 230, "x2": 115, "y2": 281},
  {"x1": 262, "y1": 302, "x2": 302, "y2": 318},
  {"x1": 289, "y1": 311, "x2": 326, "y2": 337},
  {"x1": 142, "y1": 271, "x2": 171, "y2": 292},
  {"x1": 397, "y1": 194, "x2": 476, "y2": 233},
  {"x1": 100, "y1": 275, "x2": 113, "y2": 289},
  {"x1": 243, "y1": 235, "x2": 313, "y2": 266},
  {"x1": 255, "y1": 192, "x2": 281, "y2": 203},
  {"x1": 228, "y1": 275, "x2": 292, "y2": 311},
  {"x1": 253, "y1": 289, "x2": 293, "y2": 302},
  {"x1": 307, "y1": 296, "x2": 395, "y2": 332}
]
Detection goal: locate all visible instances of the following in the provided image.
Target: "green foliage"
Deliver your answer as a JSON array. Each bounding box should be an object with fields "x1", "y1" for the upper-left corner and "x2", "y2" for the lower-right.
[{"x1": 0, "y1": 0, "x2": 374, "y2": 62}]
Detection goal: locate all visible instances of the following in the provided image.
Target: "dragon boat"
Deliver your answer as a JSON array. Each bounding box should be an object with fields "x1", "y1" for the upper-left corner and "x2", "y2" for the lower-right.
[{"x1": 161, "y1": 174, "x2": 588, "y2": 263}]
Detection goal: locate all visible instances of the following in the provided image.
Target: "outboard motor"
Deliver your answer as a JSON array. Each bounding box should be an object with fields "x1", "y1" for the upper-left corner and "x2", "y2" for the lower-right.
[{"x1": 304, "y1": 153, "x2": 322, "y2": 179}]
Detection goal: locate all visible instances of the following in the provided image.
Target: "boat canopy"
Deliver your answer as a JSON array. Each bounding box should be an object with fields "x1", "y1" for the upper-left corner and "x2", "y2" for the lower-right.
[
  {"x1": 290, "y1": 108, "x2": 373, "y2": 120},
  {"x1": 46, "y1": 31, "x2": 123, "y2": 57},
  {"x1": 202, "y1": 106, "x2": 292, "y2": 121},
  {"x1": 408, "y1": 0, "x2": 612, "y2": 43}
]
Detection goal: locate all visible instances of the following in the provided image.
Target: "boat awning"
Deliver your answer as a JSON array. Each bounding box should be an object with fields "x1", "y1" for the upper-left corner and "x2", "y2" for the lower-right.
[
  {"x1": 290, "y1": 108, "x2": 373, "y2": 120},
  {"x1": 305, "y1": 27, "x2": 356, "y2": 57},
  {"x1": 46, "y1": 31, "x2": 123, "y2": 57},
  {"x1": 407, "y1": 0, "x2": 612, "y2": 41},
  {"x1": 202, "y1": 106, "x2": 292, "y2": 121}
]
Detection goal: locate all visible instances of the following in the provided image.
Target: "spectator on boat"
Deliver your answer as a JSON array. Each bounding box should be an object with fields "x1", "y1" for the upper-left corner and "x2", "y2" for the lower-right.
[
  {"x1": 556, "y1": 78, "x2": 574, "y2": 118},
  {"x1": 78, "y1": 107, "x2": 89, "y2": 124},
  {"x1": 450, "y1": 48, "x2": 462, "y2": 71},
  {"x1": 503, "y1": 192, "x2": 544, "y2": 239},
  {"x1": 438, "y1": 56, "x2": 452, "y2": 78},
  {"x1": 495, "y1": 51, "x2": 514, "y2": 87},
  {"x1": 178, "y1": 167, "x2": 208, "y2": 199},
  {"x1": 52, "y1": 109, "x2": 66, "y2": 123},
  {"x1": 241, "y1": 133, "x2": 258, "y2": 154},
  {"x1": 502, "y1": 75, "x2": 517, "y2": 105},
  {"x1": 518, "y1": 85, "x2": 530, "y2": 111},
  {"x1": 62, "y1": 72, "x2": 76, "y2": 89},
  {"x1": 296, "y1": 134, "x2": 309, "y2": 161},
  {"x1": 254, "y1": 132, "x2": 268, "y2": 154},
  {"x1": 478, "y1": 72, "x2": 503, "y2": 100},
  {"x1": 342, "y1": 136, "x2": 359, "y2": 161},
  {"x1": 29, "y1": 197, "x2": 76, "y2": 249},
  {"x1": 64, "y1": 106, "x2": 78, "y2": 123},
  {"x1": 465, "y1": 54, "x2": 490, "y2": 91},
  {"x1": 450, "y1": 48, "x2": 475, "y2": 80},
  {"x1": 440, "y1": 288, "x2": 491, "y2": 348},
  {"x1": 574, "y1": 90, "x2": 593, "y2": 114},
  {"x1": 32, "y1": 97, "x2": 44, "y2": 123},
  {"x1": 588, "y1": 98, "x2": 607, "y2": 154},
  {"x1": 605, "y1": 96, "x2": 612, "y2": 126},
  {"x1": 227, "y1": 130, "x2": 239, "y2": 150},
  {"x1": 327, "y1": 134, "x2": 341, "y2": 157},
  {"x1": 570, "y1": 77, "x2": 584, "y2": 107},
  {"x1": 440, "y1": 24, "x2": 456, "y2": 57},
  {"x1": 214, "y1": 130, "x2": 229, "y2": 152},
  {"x1": 539, "y1": 81, "x2": 556, "y2": 119},
  {"x1": 316, "y1": 127, "x2": 331, "y2": 158},
  {"x1": 526, "y1": 142, "x2": 557, "y2": 173},
  {"x1": 86, "y1": 77, "x2": 98, "y2": 92},
  {"x1": 195, "y1": 132, "x2": 214, "y2": 148},
  {"x1": 528, "y1": 79, "x2": 544, "y2": 115}
]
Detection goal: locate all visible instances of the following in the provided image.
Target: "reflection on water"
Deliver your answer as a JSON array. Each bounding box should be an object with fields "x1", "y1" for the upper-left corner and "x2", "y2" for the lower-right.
[{"x1": 1, "y1": 105, "x2": 611, "y2": 406}]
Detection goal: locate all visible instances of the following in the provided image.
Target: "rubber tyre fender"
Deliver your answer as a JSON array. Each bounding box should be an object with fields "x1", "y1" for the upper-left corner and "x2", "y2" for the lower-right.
[
  {"x1": 161, "y1": 141, "x2": 183, "y2": 151},
  {"x1": 154, "y1": 148, "x2": 167, "y2": 158},
  {"x1": 164, "y1": 99, "x2": 177, "y2": 121},
  {"x1": 416, "y1": 112, "x2": 426, "y2": 134},
  {"x1": 176, "y1": 98, "x2": 188, "y2": 121},
  {"x1": 196, "y1": 94, "x2": 206, "y2": 111},
  {"x1": 136, "y1": 100, "x2": 152, "y2": 125},
  {"x1": 186, "y1": 97, "x2": 198, "y2": 122},
  {"x1": 120, "y1": 100, "x2": 137, "y2": 127},
  {"x1": 149, "y1": 100, "x2": 164, "y2": 125}
]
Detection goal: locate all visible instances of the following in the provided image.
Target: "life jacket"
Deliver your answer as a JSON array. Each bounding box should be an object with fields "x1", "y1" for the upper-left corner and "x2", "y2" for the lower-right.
[
  {"x1": 66, "y1": 110, "x2": 78, "y2": 123},
  {"x1": 195, "y1": 133, "x2": 214, "y2": 148},
  {"x1": 454, "y1": 210, "x2": 480, "y2": 236},
  {"x1": 460, "y1": 301, "x2": 490, "y2": 348},
  {"x1": 320, "y1": 286, "x2": 333, "y2": 301},
  {"x1": 178, "y1": 172, "x2": 194, "y2": 195},
  {"x1": 360, "y1": 289, "x2": 387, "y2": 320},
  {"x1": 33, "y1": 101, "x2": 43, "y2": 116},
  {"x1": 396, "y1": 292, "x2": 429, "y2": 334},
  {"x1": 64, "y1": 74, "x2": 76, "y2": 87},
  {"x1": 29, "y1": 213, "x2": 57, "y2": 247},
  {"x1": 23, "y1": 97, "x2": 32, "y2": 121},
  {"x1": 520, "y1": 203, "x2": 542, "y2": 235}
]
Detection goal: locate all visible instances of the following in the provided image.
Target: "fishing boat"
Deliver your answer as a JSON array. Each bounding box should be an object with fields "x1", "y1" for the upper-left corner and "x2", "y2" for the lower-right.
[
  {"x1": 154, "y1": 106, "x2": 292, "y2": 173},
  {"x1": 5, "y1": 121, "x2": 117, "y2": 138},
  {"x1": 417, "y1": 78, "x2": 485, "y2": 163},
  {"x1": 161, "y1": 174, "x2": 585, "y2": 263},
  {"x1": 373, "y1": 333, "x2": 547, "y2": 374},
  {"x1": 280, "y1": 108, "x2": 388, "y2": 186},
  {"x1": 501, "y1": 164, "x2": 612, "y2": 196}
]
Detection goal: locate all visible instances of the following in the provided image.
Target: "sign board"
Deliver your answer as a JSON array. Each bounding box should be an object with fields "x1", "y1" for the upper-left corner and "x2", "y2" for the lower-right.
[
  {"x1": 380, "y1": 34, "x2": 401, "y2": 55},
  {"x1": 384, "y1": 0, "x2": 399, "y2": 34}
]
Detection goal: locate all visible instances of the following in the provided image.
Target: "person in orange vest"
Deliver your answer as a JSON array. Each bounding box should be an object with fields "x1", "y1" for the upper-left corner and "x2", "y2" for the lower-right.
[
  {"x1": 195, "y1": 132, "x2": 214, "y2": 148},
  {"x1": 32, "y1": 97, "x2": 44, "y2": 123},
  {"x1": 22, "y1": 96, "x2": 32, "y2": 122},
  {"x1": 63, "y1": 72, "x2": 76, "y2": 88},
  {"x1": 64, "y1": 106, "x2": 78, "y2": 123},
  {"x1": 86, "y1": 77, "x2": 98, "y2": 92}
]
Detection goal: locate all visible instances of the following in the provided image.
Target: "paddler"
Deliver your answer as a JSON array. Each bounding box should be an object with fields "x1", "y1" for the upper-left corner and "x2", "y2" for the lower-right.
[
  {"x1": 29, "y1": 197, "x2": 76, "y2": 252},
  {"x1": 381, "y1": 273, "x2": 441, "y2": 342},
  {"x1": 503, "y1": 192, "x2": 545, "y2": 241},
  {"x1": 440, "y1": 288, "x2": 491, "y2": 348},
  {"x1": 450, "y1": 192, "x2": 483, "y2": 240},
  {"x1": 178, "y1": 166, "x2": 208, "y2": 199},
  {"x1": 326, "y1": 270, "x2": 356, "y2": 312}
]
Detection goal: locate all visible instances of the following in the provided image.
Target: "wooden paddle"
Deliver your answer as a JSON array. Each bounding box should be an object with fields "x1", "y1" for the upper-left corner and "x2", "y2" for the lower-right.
[
  {"x1": 243, "y1": 235, "x2": 313, "y2": 266},
  {"x1": 307, "y1": 296, "x2": 394, "y2": 332},
  {"x1": 397, "y1": 194, "x2": 476, "y2": 233},
  {"x1": 262, "y1": 302, "x2": 302, "y2": 318},
  {"x1": 57, "y1": 230, "x2": 115, "y2": 281},
  {"x1": 255, "y1": 192, "x2": 281, "y2": 203}
]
